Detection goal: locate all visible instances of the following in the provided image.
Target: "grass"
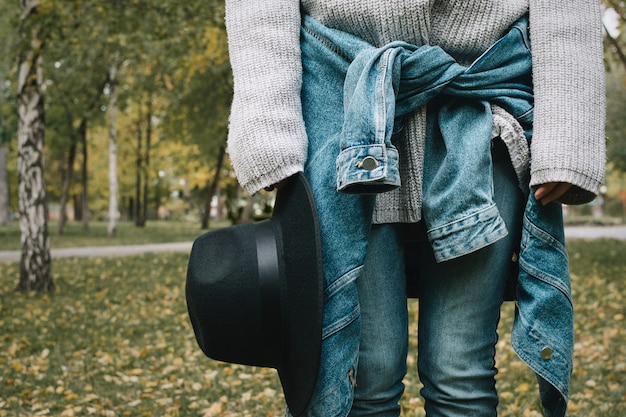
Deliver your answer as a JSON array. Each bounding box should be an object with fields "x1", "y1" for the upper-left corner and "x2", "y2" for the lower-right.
[
  {"x1": 0, "y1": 220, "x2": 226, "y2": 251},
  {"x1": 0, "y1": 238, "x2": 624, "y2": 416},
  {"x1": 0, "y1": 213, "x2": 621, "y2": 252}
]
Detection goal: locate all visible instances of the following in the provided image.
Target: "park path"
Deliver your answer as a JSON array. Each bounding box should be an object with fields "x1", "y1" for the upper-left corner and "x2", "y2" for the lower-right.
[
  {"x1": 0, "y1": 242, "x2": 192, "y2": 263},
  {"x1": 1, "y1": 226, "x2": 625, "y2": 263},
  {"x1": 562, "y1": 225, "x2": 626, "y2": 240}
]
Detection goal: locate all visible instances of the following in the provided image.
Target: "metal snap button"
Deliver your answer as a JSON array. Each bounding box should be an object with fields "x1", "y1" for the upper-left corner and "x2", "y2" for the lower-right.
[
  {"x1": 358, "y1": 156, "x2": 378, "y2": 171},
  {"x1": 541, "y1": 346, "x2": 553, "y2": 360}
]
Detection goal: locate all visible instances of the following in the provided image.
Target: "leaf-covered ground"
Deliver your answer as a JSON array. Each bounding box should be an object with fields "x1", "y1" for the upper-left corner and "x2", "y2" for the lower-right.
[{"x1": 0, "y1": 238, "x2": 624, "y2": 416}]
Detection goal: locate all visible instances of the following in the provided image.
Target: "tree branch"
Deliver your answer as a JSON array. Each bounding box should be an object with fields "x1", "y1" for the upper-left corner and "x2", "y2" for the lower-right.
[{"x1": 604, "y1": 20, "x2": 626, "y2": 72}]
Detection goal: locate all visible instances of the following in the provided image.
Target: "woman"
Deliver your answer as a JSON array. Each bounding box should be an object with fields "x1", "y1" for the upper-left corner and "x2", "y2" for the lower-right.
[{"x1": 224, "y1": 1, "x2": 605, "y2": 416}]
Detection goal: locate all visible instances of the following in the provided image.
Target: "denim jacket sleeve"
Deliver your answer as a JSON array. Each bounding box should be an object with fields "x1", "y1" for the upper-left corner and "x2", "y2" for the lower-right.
[
  {"x1": 512, "y1": 193, "x2": 574, "y2": 417},
  {"x1": 225, "y1": 0, "x2": 308, "y2": 194}
]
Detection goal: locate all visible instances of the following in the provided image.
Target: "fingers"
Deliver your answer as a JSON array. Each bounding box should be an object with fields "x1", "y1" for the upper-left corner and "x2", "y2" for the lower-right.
[
  {"x1": 263, "y1": 178, "x2": 290, "y2": 192},
  {"x1": 534, "y1": 182, "x2": 572, "y2": 205}
]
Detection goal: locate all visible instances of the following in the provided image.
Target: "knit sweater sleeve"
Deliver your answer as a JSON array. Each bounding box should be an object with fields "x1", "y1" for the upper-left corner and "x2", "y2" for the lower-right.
[
  {"x1": 528, "y1": 0, "x2": 606, "y2": 204},
  {"x1": 225, "y1": 0, "x2": 307, "y2": 194}
]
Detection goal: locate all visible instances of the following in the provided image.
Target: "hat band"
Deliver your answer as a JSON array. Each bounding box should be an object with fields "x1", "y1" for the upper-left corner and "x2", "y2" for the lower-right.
[{"x1": 255, "y1": 221, "x2": 283, "y2": 365}]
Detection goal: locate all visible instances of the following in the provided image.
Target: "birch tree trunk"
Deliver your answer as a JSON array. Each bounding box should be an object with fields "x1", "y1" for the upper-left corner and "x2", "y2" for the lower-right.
[
  {"x1": 17, "y1": 0, "x2": 52, "y2": 292},
  {"x1": 107, "y1": 62, "x2": 119, "y2": 238}
]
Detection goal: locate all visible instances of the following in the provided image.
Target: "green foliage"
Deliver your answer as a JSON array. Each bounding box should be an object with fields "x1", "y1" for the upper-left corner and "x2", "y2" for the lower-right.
[
  {"x1": 603, "y1": 1, "x2": 626, "y2": 176},
  {"x1": 0, "y1": 1, "x2": 18, "y2": 148},
  {"x1": 0, "y1": 0, "x2": 234, "y2": 223},
  {"x1": 0, "y1": 220, "x2": 219, "y2": 251},
  {"x1": 0, "y1": 238, "x2": 625, "y2": 416},
  {"x1": 606, "y1": 66, "x2": 626, "y2": 173}
]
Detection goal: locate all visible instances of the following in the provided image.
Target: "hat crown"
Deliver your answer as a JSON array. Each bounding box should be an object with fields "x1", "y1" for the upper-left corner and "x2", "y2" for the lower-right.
[{"x1": 186, "y1": 221, "x2": 285, "y2": 368}]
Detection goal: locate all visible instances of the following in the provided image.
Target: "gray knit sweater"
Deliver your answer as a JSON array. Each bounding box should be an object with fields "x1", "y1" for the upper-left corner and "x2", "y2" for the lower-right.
[{"x1": 225, "y1": 0, "x2": 606, "y2": 224}]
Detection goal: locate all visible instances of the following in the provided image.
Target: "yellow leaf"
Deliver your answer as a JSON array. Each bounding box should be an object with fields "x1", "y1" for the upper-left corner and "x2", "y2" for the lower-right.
[
  {"x1": 201, "y1": 402, "x2": 223, "y2": 416},
  {"x1": 515, "y1": 382, "x2": 530, "y2": 393},
  {"x1": 11, "y1": 362, "x2": 24, "y2": 373},
  {"x1": 263, "y1": 388, "x2": 277, "y2": 398},
  {"x1": 65, "y1": 392, "x2": 79, "y2": 401},
  {"x1": 126, "y1": 368, "x2": 143, "y2": 376}
]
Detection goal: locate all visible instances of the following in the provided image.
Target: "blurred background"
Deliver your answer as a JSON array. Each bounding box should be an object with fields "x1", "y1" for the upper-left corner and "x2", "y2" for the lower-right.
[
  {"x1": 0, "y1": 2, "x2": 625, "y2": 267},
  {"x1": 1, "y1": 1, "x2": 625, "y2": 231}
]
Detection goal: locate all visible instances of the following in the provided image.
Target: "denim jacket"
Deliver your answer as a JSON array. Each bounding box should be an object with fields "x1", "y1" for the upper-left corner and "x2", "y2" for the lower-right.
[
  {"x1": 513, "y1": 192, "x2": 573, "y2": 417},
  {"x1": 304, "y1": 14, "x2": 534, "y2": 262},
  {"x1": 302, "y1": 15, "x2": 573, "y2": 417}
]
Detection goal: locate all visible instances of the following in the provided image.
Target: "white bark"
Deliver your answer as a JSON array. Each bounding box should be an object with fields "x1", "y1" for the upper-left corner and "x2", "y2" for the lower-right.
[{"x1": 17, "y1": 0, "x2": 52, "y2": 291}]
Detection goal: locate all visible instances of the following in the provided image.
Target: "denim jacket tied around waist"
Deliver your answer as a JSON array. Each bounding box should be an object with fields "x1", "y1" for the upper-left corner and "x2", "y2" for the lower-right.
[
  {"x1": 302, "y1": 15, "x2": 573, "y2": 417},
  {"x1": 303, "y1": 14, "x2": 534, "y2": 263}
]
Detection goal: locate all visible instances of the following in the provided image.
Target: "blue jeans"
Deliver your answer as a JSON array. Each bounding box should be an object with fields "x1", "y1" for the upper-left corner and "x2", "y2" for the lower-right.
[
  {"x1": 298, "y1": 16, "x2": 527, "y2": 417},
  {"x1": 352, "y1": 139, "x2": 525, "y2": 416}
]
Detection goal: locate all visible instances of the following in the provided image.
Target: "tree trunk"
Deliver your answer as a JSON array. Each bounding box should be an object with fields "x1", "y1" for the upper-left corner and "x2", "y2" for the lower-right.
[
  {"x1": 73, "y1": 194, "x2": 82, "y2": 221},
  {"x1": 128, "y1": 196, "x2": 134, "y2": 220},
  {"x1": 107, "y1": 62, "x2": 119, "y2": 238},
  {"x1": 80, "y1": 123, "x2": 89, "y2": 230},
  {"x1": 56, "y1": 137, "x2": 77, "y2": 235},
  {"x1": 604, "y1": 21, "x2": 626, "y2": 73},
  {"x1": 201, "y1": 145, "x2": 226, "y2": 229},
  {"x1": 0, "y1": 143, "x2": 8, "y2": 225},
  {"x1": 56, "y1": 111, "x2": 89, "y2": 234},
  {"x1": 134, "y1": 103, "x2": 144, "y2": 227},
  {"x1": 142, "y1": 98, "x2": 152, "y2": 224},
  {"x1": 0, "y1": 72, "x2": 9, "y2": 225},
  {"x1": 17, "y1": 0, "x2": 53, "y2": 292},
  {"x1": 239, "y1": 196, "x2": 255, "y2": 224}
]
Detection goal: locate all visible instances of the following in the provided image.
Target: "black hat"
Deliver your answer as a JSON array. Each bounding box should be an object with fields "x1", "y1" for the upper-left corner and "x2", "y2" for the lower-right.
[{"x1": 185, "y1": 172, "x2": 323, "y2": 416}]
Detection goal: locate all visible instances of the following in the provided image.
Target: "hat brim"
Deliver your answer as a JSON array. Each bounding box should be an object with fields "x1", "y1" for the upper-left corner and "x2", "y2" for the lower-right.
[
  {"x1": 185, "y1": 172, "x2": 323, "y2": 416},
  {"x1": 273, "y1": 172, "x2": 323, "y2": 416}
]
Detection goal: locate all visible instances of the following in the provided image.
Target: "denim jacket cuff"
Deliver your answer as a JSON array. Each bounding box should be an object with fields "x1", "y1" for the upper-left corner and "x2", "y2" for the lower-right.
[{"x1": 336, "y1": 144, "x2": 400, "y2": 194}]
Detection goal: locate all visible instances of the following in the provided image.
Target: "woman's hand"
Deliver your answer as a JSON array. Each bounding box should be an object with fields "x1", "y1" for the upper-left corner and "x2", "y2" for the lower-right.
[
  {"x1": 264, "y1": 178, "x2": 290, "y2": 192},
  {"x1": 534, "y1": 182, "x2": 572, "y2": 205}
]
